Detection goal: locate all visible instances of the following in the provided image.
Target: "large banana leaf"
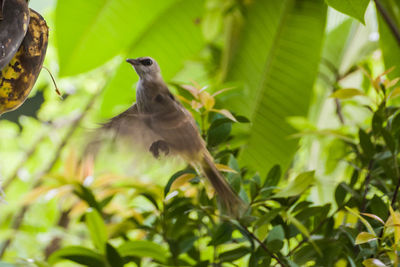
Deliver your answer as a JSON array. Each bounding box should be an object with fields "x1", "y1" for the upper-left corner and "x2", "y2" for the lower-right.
[
  {"x1": 325, "y1": 0, "x2": 369, "y2": 24},
  {"x1": 225, "y1": 0, "x2": 327, "y2": 175},
  {"x1": 55, "y1": 0, "x2": 205, "y2": 117},
  {"x1": 55, "y1": 0, "x2": 180, "y2": 76},
  {"x1": 99, "y1": 0, "x2": 205, "y2": 118}
]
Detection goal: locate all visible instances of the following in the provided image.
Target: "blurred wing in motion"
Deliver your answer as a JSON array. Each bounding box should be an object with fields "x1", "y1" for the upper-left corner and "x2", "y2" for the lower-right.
[{"x1": 85, "y1": 104, "x2": 162, "y2": 157}]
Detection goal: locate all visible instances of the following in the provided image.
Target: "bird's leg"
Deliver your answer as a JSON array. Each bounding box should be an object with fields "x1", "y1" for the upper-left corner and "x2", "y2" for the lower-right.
[{"x1": 149, "y1": 140, "x2": 169, "y2": 158}]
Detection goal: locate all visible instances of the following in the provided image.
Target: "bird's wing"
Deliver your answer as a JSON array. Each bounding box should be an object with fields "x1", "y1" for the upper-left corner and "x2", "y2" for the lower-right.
[
  {"x1": 102, "y1": 104, "x2": 140, "y2": 135},
  {"x1": 86, "y1": 104, "x2": 162, "y2": 156}
]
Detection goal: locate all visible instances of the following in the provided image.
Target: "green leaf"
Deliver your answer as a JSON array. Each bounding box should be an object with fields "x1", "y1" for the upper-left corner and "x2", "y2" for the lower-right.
[
  {"x1": 391, "y1": 112, "x2": 400, "y2": 134},
  {"x1": 254, "y1": 209, "x2": 280, "y2": 229},
  {"x1": 164, "y1": 168, "x2": 196, "y2": 196},
  {"x1": 86, "y1": 208, "x2": 107, "y2": 252},
  {"x1": 325, "y1": 0, "x2": 369, "y2": 24},
  {"x1": 208, "y1": 222, "x2": 233, "y2": 246},
  {"x1": 207, "y1": 118, "x2": 232, "y2": 147},
  {"x1": 140, "y1": 192, "x2": 159, "y2": 210},
  {"x1": 345, "y1": 207, "x2": 375, "y2": 234},
  {"x1": 330, "y1": 88, "x2": 366, "y2": 99},
  {"x1": 292, "y1": 245, "x2": 318, "y2": 265},
  {"x1": 0, "y1": 263, "x2": 17, "y2": 267},
  {"x1": 236, "y1": 115, "x2": 251, "y2": 123},
  {"x1": 362, "y1": 258, "x2": 387, "y2": 267},
  {"x1": 273, "y1": 171, "x2": 315, "y2": 198},
  {"x1": 179, "y1": 235, "x2": 198, "y2": 254},
  {"x1": 370, "y1": 195, "x2": 389, "y2": 220},
  {"x1": 225, "y1": 0, "x2": 327, "y2": 175},
  {"x1": 355, "y1": 232, "x2": 377, "y2": 245},
  {"x1": 335, "y1": 182, "x2": 347, "y2": 207},
  {"x1": 382, "y1": 128, "x2": 395, "y2": 153},
  {"x1": 56, "y1": 0, "x2": 181, "y2": 76},
  {"x1": 48, "y1": 246, "x2": 106, "y2": 267},
  {"x1": 99, "y1": 0, "x2": 205, "y2": 118},
  {"x1": 266, "y1": 225, "x2": 284, "y2": 252},
  {"x1": 105, "y1": 243, "x2": 124, "y2": 267},
  {"x1": 118, "y1": 241, "x2": 168, "y2": 263},
  {"x1": 360, "y1": 213, "x2": 385, "y2": 225},
  {"x1": 219, "y1": 246, "x2": 251, "y2": 262},
  {"x1": 359, "y1": 129, "x2": 374, "y2": 159},
  {"x1": 99, "y1": 195, "x2": 114, "y2": 210},
  {"x1": 73, "y1": 185, "x2": 101, "y2": 212},
  {"x1": 285, "y1": 212, "x2": 322, "y2": 256},
  {"x1": 249, "y1": 176, "x2": 259, "y2": 200},
  {"x1": 263, "y1": 164, "x2": 281, "y2": 187},
  {"x1": 372, "y1": 111, "x2": 383, "y2": 135}
]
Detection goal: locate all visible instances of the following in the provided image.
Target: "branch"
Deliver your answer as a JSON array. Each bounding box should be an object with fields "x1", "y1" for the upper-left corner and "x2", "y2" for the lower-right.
[
  {"x1": 240, "y1": 223, "x2": 285, "y2": 266},
  {"x1": 378, "y1": 152, "x2": 400, "y2": 242},
  {"x1": 390, "y1": 154, "x2": 400, "y2": 208},
  {"x1": 360, "y1": 160, "x2": 374, "y2": 214},
  {"x1": 44, "y1": 209, "x2": 71, "y2": 258},
  {"x1": 334, "y1": 98, "x2": 345, "y2": 125},
  {"x1": 374, "y1": 0, "x2": 400, "y2": 46}
]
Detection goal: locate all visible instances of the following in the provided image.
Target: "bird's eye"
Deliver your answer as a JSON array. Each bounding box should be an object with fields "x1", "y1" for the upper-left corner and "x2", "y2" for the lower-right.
[{"x1": 140, "y1": 59, "x2": 153, "y2": 66}]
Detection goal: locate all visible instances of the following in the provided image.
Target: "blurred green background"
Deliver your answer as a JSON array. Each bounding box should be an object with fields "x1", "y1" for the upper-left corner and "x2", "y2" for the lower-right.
[{"x1": 1, "y1": 0, "x2": 400, "y2": 266}]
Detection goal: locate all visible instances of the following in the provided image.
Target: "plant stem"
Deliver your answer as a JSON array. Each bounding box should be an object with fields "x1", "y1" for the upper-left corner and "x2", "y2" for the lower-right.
[
  {"x1": 44, "y1": 209, "x2": 71, "y2": 258},
  {"x1": 378, "y1": 153, "x2": 400, "y2": 240},
  {"x1": 374, "y1": 0, "x2": 400, "y2": 46},
  {"x1": 390, "y1": 154, "x2": 400, "y2": 208},
  {"x1": 360, "y1": 160, "x2": 374, "y2": 214},
  {"x1": 320, "y1": 58, "x2": 347, "y2": 125},
  {"x1": 240, "y1": 223, "x2": 285, "y2": 266},
  {"x1": 335, "y1": 98, "x2": 345, "y2": 125}
]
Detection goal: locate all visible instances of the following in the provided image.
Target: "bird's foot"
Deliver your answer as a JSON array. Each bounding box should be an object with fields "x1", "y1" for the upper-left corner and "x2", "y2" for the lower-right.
[{"x1": 150, "y1": 140, "x2": 169, "y2": 158}]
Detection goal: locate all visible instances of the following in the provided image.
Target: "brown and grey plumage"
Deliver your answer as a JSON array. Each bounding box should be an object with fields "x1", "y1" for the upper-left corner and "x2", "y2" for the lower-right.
[{"x1": 100, "y1": 57, "x2": 244, "y2": 216}]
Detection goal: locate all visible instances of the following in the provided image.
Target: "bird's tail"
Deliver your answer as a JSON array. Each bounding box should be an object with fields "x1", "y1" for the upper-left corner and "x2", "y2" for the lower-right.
[{"x1": 200, "y1": 153, "x2": 246, "y2": 217}]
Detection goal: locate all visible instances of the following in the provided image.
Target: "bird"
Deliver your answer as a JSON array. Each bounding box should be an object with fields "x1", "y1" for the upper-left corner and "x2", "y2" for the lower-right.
[{"x1": 98, "y1": 57, "x2": 244, "y2": 216}]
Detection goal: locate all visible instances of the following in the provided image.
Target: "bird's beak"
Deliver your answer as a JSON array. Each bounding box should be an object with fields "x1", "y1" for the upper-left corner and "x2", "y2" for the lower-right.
[{"x1": 126, "y1": 58, "x2": 140, "y2": 65}]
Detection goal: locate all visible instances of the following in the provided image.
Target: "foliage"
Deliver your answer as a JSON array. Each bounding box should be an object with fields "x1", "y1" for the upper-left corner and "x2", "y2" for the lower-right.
[
  {"x1": 2, "y1": 0, "x2": 400, "y2": 266},
  {"x1": 223, "y1": 0, "x2": 327, "y2": 174}
]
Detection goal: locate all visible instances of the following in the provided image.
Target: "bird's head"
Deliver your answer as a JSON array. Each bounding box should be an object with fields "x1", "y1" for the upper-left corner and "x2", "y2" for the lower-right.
[{"x1": 126, "y1": 57, "x2": 161, "y2": 80}]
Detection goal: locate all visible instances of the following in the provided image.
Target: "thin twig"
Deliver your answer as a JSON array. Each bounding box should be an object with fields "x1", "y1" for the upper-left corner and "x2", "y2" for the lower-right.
[
  {"x1": 240, "y1": 223, "x2": 285, "y2": 266},
  {"x1": 334, "y1": 98, "x2": 345, "y2": 125},
  {"x1": 0, "y1": 91, "x2": 99, "y2": 258},
  {"x1": 320, "y1": 57, "x2": 347, "y2": 125},
  {"x1": 44, "y1": 209, "x2": 71, "y2": 259},
  {"x1": 374, "y1": 0, "x2": 400, "y2": 46},
  {"x1": 360, "y1": 160, "x2": 374, "y2": 214},
  {"x1": 377, "y1": 152, "x2": 400, "y2": 243},
  {"x1": 321, "y1": 58, "x2": 339, "y2": 78},
  {"x1": 390, "y1": 154, "x2": 400, "y2": 208}
]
